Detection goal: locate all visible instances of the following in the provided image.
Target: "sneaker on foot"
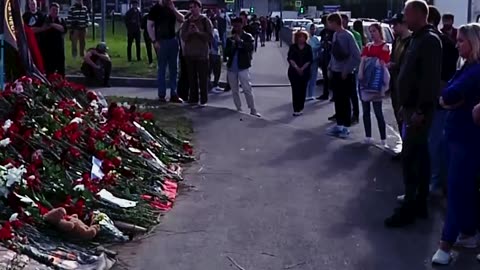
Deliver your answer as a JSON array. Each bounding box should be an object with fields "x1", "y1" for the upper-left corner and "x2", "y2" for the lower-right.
[
  {"x1": 293, "y1": 111, "x2": 303, "y2": 116},
  {"x1": 381, "y1": 140, "x2": 388, "y2": 148},
  {"x1": 159, "y1": 97, "x2": 167, "y2": 103},
  {"x1": 327, "y1": 114, "x2": 336, "y2": 121},
  {"x1": 212, "y1": 87, "x2": 224, "y2": 93},
  {"x1": 169, "y1": 96, "x2": 184, "y2": 103},
  {"x1": 432, "y1": 249, "x2": 452, "y2": 265},
  {"x1": 305, "y1": 97, "x2": 315, "y2": 101},
  {"x1": 327, "y1": 125, "x2": 342, "y2": 136},
  {"x1": 317, "y1": 94, "x2": 329, "y2": 101},
  {"x1": 338, "y1": 127, "x2": 350, "y2": 139},
  {"x1": 454, "y1": 235, "x2": 479, "y2": 248},
  {"x1": 250, "y1": 111, "x2": 261, "y2": 117},
  {"x1": 364, "y1": 137, "x2": 374, "y2": 145}
]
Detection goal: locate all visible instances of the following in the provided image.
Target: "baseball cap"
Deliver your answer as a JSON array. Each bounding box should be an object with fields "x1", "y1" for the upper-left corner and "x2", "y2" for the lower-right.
[{"x1": 384, "y1": 13, "x2": 404, "y2": 24}]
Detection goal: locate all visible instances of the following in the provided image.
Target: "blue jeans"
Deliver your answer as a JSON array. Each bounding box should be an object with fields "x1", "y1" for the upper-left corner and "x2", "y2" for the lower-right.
[
  {"x1": 362, "y1": 101, "x2": 386, "y2": 140},
  {"x1": 441, "y1": 140, "x2": 480, "y2": 243},
  {"x1": 428, "y1": 109, "x2": 448, "y2": 190},
  {"x1": 307, "y1": 61, "x2": 318, "y2": 98},
  {"x1": 157, "y1": 38, "x2": 179, "y2": 98}
]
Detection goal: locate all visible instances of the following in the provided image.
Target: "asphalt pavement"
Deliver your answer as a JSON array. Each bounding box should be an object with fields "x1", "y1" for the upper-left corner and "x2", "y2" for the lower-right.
[{"x1": 109, "y1": 42, "x2": 479, "y2": 270}]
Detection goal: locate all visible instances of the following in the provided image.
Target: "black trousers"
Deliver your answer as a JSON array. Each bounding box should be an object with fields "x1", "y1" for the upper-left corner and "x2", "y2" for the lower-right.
[
  {"x1": 401, "y1": 109, "x2": 434, "y2": 208},
  {"x1": 127, "y1": 31, "x2": 141, "y2": 61},
  {"x1": 321, "y1": 64, "x2": 330, "y2": 97},
  {"x1": 350, "y1": 73, "x2": 360, "y2": 118},
  {"x1": 275, "y1": 29, "x2": 280, "y2": 41},
  {"x1": 288, "y1": 71, "x2": 308, "y2": 112},
  {"x1": 143, "y1": 31, "x2": 153, "y2": 64},
  {"x1": 331, "y1": 72, "x2": 355, "y2": 127},
  {"x1": 177, "y1": 52, "x2": 190, "y2": 101},
  {"x1": 267, "y1": 30, "x2": 272, "y2": 41},
  {"x1": 186, "y1": 57, "x2": 209, "y2": 104},
  {"x1": 209, "y1": 54, "x2": 221, "y2": 88},
  {"x1": 44, "y1": 50, "x2": 65, "y2": 76}
]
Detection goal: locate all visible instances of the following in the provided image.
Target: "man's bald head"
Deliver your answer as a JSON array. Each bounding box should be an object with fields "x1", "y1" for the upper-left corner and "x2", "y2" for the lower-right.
[
  {"x1": 404, "y1": 0, "x2": 429, "y2": 31},
  {"x1": 405, "y1": 0, "x2": 429, "y2": 17}
]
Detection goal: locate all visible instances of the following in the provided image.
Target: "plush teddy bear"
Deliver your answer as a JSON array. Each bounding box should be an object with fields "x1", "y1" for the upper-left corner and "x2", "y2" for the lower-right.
[{"x1": 43, "y1": 207, "x2": 100, "y2": 240}]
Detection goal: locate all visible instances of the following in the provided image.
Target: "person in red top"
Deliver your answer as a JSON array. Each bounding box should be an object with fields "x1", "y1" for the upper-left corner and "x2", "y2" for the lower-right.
[{"x1": 359, "y1": 22, "x2": 390, "y2": 147}]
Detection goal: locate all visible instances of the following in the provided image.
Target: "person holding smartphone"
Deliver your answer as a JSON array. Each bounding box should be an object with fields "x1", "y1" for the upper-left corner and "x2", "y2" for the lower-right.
[{"x1": 147, "y1": 0, "x2": 185, "y2": 103}]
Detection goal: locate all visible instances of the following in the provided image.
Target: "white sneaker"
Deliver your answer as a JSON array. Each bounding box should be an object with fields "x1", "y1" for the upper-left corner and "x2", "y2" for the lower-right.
[
  {"x1": 381, "y1": 140, "x2": 389, "y2": 148},
  {"x1": 454, "y1": 235, "x2": 479, "y2": 248},
  {"x1": 250, "y1": 111, "x2": 261, "y2": 118},
  {"x1": 397, "y1": 194, "x2": 405, "y2": 202},
  {"x1": 212, "y1": 87, "x2": 224, "y2": 93},
  {"x1": 305, "y1": 97, "x2": 315, "y2": 101},
  {"x1": 431, "y1": 249, "x2": 452, "y2": 265},
  {"x1": 363, "y1": 137, "x2": 374, "y2": 145},
  {"x1": 293, "y1": 111, "x2": 303, "y2": 116}
]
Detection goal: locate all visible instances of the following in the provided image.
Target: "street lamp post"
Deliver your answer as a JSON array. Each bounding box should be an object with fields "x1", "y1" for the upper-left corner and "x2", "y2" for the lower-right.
[
  {"x1": 279, "y1": 0, "x2": 282, "y2": 47},
  {"x1": 101, "y1": 0, "x2": 106, "y2": 42}
]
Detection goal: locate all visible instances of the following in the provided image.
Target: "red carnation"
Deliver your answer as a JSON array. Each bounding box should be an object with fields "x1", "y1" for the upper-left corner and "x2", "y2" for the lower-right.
[
  {"x1": 142, "y1": 112, "x2": 154, "y2": 121},
  {"x1": 96, "y1": 150, "x2": 107, "y2": 160},
  {"x1": 183, "y1": 142, "x2": 193, "y2": 155},
  {"x1": 0, "y1": 222, "x2": 14, "y2": 240},
  {"x1": 102, "y1": 159, "x2": 115, "y2": 173},
  {"x1": 68, "y1": 131, "x2": 82, "y2": 144},
  {"x1": 53, "y1": 130, "x2": 63, "y2": 140},
  {"x1": 86, "y1": 90, "x2": 98, "y2": 101},
  {"x1": 37, "y1": 203, "x2": 50, "y2": 216},
  {"x1": 112, "y1": 156, "x2": 122, "y2": 167},
  {"x1": 69, "y1": 147, "x2": 81, "y2": 159}
]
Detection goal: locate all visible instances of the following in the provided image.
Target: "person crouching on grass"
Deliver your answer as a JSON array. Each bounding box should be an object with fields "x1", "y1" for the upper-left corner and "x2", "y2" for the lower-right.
[
  {"x1": 224, "y1": 17, "x2": 261, "y2": 117},
  {"x1": 287, "y1": 30, "x2": 313, "y2": 116},
  {"x1": 81, "y1": 43, "x2": 112, "y2": 87}
]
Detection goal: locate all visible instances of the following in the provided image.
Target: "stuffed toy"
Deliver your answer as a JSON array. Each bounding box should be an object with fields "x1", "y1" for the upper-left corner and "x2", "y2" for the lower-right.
[{"x1": 43, "y1": 207, "x2": 100, "y2": 240}]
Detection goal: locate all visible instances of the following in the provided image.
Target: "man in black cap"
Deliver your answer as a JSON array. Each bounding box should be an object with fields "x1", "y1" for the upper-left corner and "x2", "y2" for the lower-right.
[
  {"x1": 124, "y1": 0, "x2": 142, "y2": 62},
  {"x1": 81, "y1": 43, "x2": 112, "y2": 87},
  {"x1": 385, "y1": 13, "x2": 411, "y2": 159}
]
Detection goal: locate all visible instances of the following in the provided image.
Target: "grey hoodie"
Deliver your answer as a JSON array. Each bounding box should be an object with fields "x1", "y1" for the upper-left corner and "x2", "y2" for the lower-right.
[{"x1": 328, "y1": 29, "x2": 361, "y2": 74}]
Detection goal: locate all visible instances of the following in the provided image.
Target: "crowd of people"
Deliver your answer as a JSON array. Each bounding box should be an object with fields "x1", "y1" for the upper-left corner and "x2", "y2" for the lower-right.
[
  {"x1": 18, "y1": 0, "x2": 480, "y2": 265},
  {"x1": 286, "y1": 0, "x2": 480, "y2": 265}
]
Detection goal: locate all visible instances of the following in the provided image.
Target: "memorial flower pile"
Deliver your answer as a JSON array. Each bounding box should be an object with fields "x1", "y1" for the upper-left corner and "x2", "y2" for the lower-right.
[{"x1": 0, "y1": 74, "x2": 194, "y2": 269}]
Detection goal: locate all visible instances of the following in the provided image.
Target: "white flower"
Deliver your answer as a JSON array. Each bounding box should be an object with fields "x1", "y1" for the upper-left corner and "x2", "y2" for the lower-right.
[
  {"x1": 6, "y1": 165, "x2": 27, "y2": 187},
  {"x1": 70, "y1": 117, "x2": 83, "y2": 124},
  {"x1": 73, "y1": 184, "x2": 85, "y2": 191},
  {"x1": 9, "y1": 213, "x2": 19, "y2": 222},
  {"x1": 2, "y1": 119, "x2": 13, "y2": 131},
  {"x1": 0, "y1": 138, "x2": 11, "y2": 147},
  {"x1": 14, "y1": 193, "x2": 37, "y2": 207},
  {"x1": 40, "y1": 127, "x2": 48, "y2": 133}
]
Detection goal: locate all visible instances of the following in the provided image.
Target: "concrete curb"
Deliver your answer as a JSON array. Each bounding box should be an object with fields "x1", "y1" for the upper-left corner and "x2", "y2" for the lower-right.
[{"x1": 66, "y1": 75, "x2": 299, "y2": 88}]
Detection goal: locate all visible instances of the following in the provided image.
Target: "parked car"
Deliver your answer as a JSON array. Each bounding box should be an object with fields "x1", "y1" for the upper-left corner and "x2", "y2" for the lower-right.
[{"x1": 290, "y1": 19, "x2": 313, "y2": 31}]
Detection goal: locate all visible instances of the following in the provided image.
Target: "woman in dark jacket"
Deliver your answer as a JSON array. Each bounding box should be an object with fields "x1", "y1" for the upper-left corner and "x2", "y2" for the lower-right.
[
  {"x1": 431, "y1": 23, "x2": 480, "y2": 265},
  {"x1": 287, "y1": 30, "x2": 313, "y2": 116}
]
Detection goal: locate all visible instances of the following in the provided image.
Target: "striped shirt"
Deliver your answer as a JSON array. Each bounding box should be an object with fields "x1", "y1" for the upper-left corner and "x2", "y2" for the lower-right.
[{"x1": 67, "y1": 4, "x2": 89, "y2": 30}]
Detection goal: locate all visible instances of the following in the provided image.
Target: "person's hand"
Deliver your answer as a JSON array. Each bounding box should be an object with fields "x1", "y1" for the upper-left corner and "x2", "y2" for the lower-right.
[
  {"x1": 234, "y1": 34, "x2": 241, "y2": 42},
  {"x1": 166, "y1": 0, "x2": 175, "y2": 10},
  {"x1": 154, "y1": 41, "x2": 160, "y2": 51},
  {"x1": 473, "y1": 102, "x2": 480, "y2": 126},
  {"x1": 410, "y1": 112, "x2": 425, "y2": 127},
  {"x1": 296, "y1": 67, "x2": 303, "y2": 75}
]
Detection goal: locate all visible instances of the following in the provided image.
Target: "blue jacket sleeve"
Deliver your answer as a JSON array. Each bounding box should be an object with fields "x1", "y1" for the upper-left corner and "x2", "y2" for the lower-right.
[{"x1": 442, "y1": 63, "x2": 480, "y2": 106}]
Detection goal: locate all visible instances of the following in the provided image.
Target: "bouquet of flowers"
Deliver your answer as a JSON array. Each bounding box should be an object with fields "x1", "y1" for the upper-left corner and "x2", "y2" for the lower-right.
[{"x1": 0, "y1": 74, "x2": 194, "y2": 269}]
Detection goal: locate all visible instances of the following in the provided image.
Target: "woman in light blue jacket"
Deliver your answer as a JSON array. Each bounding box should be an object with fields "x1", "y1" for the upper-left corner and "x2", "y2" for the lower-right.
[{"x1": 306, "y1": 23, "x2": 321, "y2": 100}]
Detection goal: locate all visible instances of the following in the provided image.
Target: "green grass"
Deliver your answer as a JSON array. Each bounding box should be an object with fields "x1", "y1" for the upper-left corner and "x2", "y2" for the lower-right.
[{"x1": 65, "y1": 21, "x2": 157, "y2": 78}]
